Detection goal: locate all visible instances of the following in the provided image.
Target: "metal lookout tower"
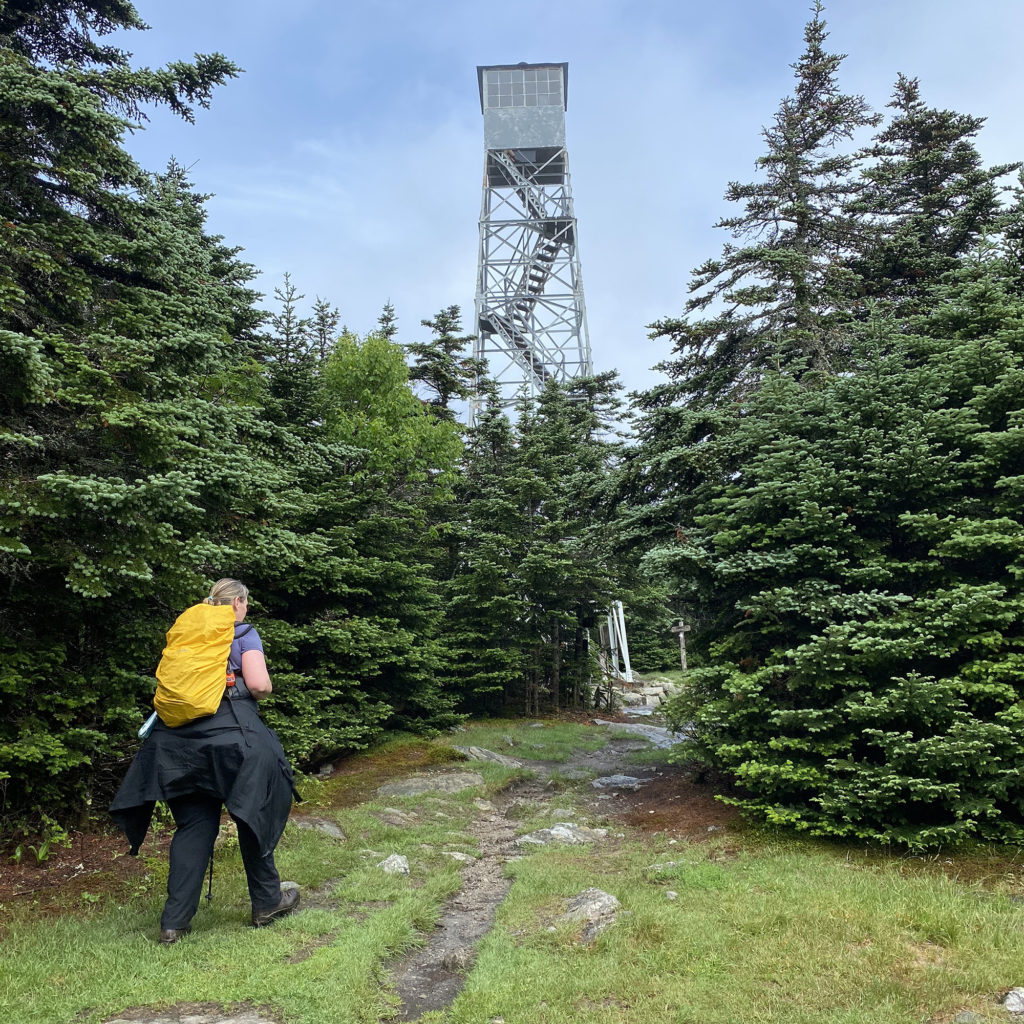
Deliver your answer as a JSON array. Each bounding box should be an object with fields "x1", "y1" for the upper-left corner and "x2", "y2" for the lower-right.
[{"x1": 472, "y1": 62, "x2": 592, "y2": 418}]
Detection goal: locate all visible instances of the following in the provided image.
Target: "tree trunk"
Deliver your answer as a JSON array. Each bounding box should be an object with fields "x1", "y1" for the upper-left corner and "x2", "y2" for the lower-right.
[{"x1": 551, "y1": 621, "x2": 561, "y2": 713}]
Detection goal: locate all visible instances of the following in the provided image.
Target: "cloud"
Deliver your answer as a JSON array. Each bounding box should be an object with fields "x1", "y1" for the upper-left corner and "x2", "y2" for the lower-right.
[{"x1": 120, "y1": 0, "x2": 1024, "y2": 395}]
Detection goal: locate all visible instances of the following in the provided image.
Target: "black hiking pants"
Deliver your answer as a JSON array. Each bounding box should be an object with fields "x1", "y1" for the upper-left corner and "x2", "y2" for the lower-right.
[{"x1": 161, "y1": 792, "x2": 282, "y2": 930}]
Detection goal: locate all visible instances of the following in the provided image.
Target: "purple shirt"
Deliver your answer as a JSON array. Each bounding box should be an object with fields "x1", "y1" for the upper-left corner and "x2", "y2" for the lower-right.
[{"x1": 228, "y1": 623, "x2": 264, "y2": 675}]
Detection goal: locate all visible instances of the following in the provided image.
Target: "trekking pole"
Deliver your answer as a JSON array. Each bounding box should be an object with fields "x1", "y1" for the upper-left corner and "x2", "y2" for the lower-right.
[{"x1": 206, "y1": 855, "x2": 214, "y2": 903}]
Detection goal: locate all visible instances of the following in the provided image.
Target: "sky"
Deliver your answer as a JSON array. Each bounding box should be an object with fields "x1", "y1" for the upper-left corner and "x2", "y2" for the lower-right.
[{"x1": 115, "y1": 0, "x2": 1024, "y2": 397}]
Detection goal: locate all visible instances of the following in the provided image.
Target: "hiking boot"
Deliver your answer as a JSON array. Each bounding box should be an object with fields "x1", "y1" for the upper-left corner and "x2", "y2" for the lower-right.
[
  {"x1": 251, "y1": 883, "x2": 300, "y2": 928},
  {"x1": 159, "y1": 926, "x2": 191, "y2": 944}
]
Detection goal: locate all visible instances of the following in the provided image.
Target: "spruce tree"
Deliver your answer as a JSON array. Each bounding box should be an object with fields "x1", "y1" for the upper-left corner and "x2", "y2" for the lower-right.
[
  {"x1": 850, "y1": 74, "x2": 1019, "y2": 312},
  {"x1": 443, "y1": 380, "x2": 526, "y2": 712},
  {"x1": 658, "y1": 276, "x2": 1024, "y2": 847},
  {"x1": 649, "y1": 3, "x2": 878, "y2": 407},
  {"x1": 405, "y1": 305, "x2": 480, "y2": 422}
]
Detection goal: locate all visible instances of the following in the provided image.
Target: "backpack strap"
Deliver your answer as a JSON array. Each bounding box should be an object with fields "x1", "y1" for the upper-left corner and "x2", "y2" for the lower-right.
[{"x1": 226, "y1": 624, "x2": 255, "y2": 690}]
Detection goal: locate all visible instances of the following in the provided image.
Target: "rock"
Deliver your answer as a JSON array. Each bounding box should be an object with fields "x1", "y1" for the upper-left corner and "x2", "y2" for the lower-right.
[
  {"x1": 618, "y1": 691, "x2": 644, "y2": 706},
  {"x1": 214, "y1": 820, "x2": 238, "y2": 849},
  {"x1": 516, "y1": 822, "x2": 607, "y2": 847},
  {"x1": 593, "y1": 719, "x2": 689, "y2": 748},
  {"x1": 551, "y1": 808, "x2": 575, "y2": 819},
  {"x1": 1005, "y1": 989, "x2": 1024, "y2": 1014},
  {"x1": 591, "y1": 774, "x2": 649, "y2": 790},
  {"x1": 441, "y1": 946, "x2": 476, "y2": 971},
  {"x1": 291, "y1": 817, "x2": 346, "y2": 840},
  {"x1": 453, "y1": 746, "x2": 524, "y2": 768},
  {"x1": 377, "y1": 808, "x2": 417, "y2": 827},
  {"x1": 315, "y1": 763, "x2": 334, "y2": 779},
  {"x1": 377, "y1": 771, "x2": 485, "y2": 797},
  {"x1": 561, "y1": 888, "x2": 621, "y2": 943},
  {"x1": 377, "y1": 854, "x2": 410, "y2": 875},
  {"x1": 665, "y1": 890, "x2": 679, "y2": 900},
  {"x1": 473, "y1": 797, "x2": 494, "y2": 811},
  {"x1": 953, "y1": 1013, "x2": 985, "y2": 1023},
  {"x1": 638, "y1": 687, "x2": 665, "y2": 696},
  {"x1": 622, "y1": 706, "x2": 655, "y2": 716},
  {"x1": 528, "y1": 722, "x2": 546, "y2": 728},
  {"x1": 443, "y1": 851, "x2": 474, "y2": 863}
]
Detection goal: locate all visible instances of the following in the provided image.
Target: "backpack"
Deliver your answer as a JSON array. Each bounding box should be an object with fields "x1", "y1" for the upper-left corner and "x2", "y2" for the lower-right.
[{"x1": 153, "y1": 603, "x2": 237, "y2": 727}]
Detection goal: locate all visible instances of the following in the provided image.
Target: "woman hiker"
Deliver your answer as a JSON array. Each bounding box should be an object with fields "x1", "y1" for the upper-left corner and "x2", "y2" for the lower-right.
[{"x1": 111, "y1": 579, "x2": 301, "y2": 943}]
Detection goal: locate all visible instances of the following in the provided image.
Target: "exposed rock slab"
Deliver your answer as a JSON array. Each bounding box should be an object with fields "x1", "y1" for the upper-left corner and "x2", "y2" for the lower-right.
[
  {"x1": 516, "y1": 822, "x2": 607, "y2": 847},
  {"x1": 591, "y1": 774, "x2": 649, "y2": 790},
  {"x1": 453, "y1": 746, "x2": 524, "y2": 768},
  {"x1": 376, "y1": 808, "x2": 418, "y2": 826},
  {"x1": 388, "y1": 795, "x2": 516, "y2": 1021},
  {"x1": 378, "y1": 771, "x2": 485, "y2": 797},
  {"x1": 104, "y1": 1006, "x2": 273, "y2": 1024},
  {"x1": 561, "y1": 888, "x2": 621, "y2": 943},
  {"x1": 291, "y1": 817, "x2": 346, "y2": 840},
  {"x1": 593, "y1": 719, "x2": 689, "y2": 749}
]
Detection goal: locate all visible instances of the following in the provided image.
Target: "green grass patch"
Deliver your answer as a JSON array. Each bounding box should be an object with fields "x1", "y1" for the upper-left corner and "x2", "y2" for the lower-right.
[
  {"x1": 452, "y1": 719, "x2": 613, "y2": 763},
  {"x1": 448, "y1": 832, "x2": 1024, "y2": 1024}
]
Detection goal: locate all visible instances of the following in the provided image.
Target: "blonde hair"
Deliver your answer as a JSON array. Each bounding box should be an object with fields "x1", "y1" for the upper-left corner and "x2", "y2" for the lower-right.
[{"x1": 203, "y1": 578, "x2": 249, "y2": 606}]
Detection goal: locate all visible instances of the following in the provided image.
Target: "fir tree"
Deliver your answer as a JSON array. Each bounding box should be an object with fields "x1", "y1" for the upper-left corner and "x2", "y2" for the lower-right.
[
  {"x1": 376, "y1": 301, "x2": 399, "y2": 340},
  {"x1": 405, "y1": 305, "x2": 480, "y2": 422},
  {"x1": 657, "y1": 277, "x2": 1024, "y2": 847},
  {"x1": 650, "y1": 3, "x2": 878, "y2": 406},
  {"x1": 262, "y1": 273, "x2": 318, "y2": 426},
  {"x1": 311, "y1": 295, "x2": 342, "y2": 363},
  {"x1": 443, "y1": 380, "x2": 525, "y2": 712},
  {"x1": 850, "y1": 74, "x2": 1019, "y2": 312}
]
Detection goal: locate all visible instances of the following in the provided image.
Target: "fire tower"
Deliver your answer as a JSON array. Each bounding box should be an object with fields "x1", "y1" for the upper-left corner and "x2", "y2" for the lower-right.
[{"x1": 473, "y1": 62, "x2": 592, "y2": 417}]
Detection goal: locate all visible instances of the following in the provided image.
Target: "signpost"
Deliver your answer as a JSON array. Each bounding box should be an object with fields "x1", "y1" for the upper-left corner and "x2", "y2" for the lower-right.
[{"x1": 669, "y1": 618, "x2": 690, "y2": 672}]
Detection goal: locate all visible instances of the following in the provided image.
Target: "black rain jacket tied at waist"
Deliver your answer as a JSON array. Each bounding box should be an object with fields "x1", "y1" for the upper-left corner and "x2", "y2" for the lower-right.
[{"x1": 110, "y1": 698, "x2": 299, "y2": 857}]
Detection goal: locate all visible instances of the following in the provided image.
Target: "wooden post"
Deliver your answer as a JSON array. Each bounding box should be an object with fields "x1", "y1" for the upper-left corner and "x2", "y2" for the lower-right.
[{"x1": 670, "y1": 618, "x2": 691, "y2": 672}]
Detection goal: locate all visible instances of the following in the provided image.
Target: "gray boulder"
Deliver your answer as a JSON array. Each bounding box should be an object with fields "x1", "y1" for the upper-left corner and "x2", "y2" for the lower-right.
[
  {"x1": 377, "y1": 853, "x2": 410, "y2": 875},
  {"x1": 1005, "y1": 988, "x2": 1024, "y2": 1014},
  {"x1": 561, "y1": 888, "x2": 621, "y2": 943},
  {"x1": 453, "y1": 746, "x2": 524, "y2": 768},
  {"x1": 516, "y1": 822, "x2": 607, "y2": 847},
  {"x1": 591, "y1": 774, "x2": 649, "y2": 790}
]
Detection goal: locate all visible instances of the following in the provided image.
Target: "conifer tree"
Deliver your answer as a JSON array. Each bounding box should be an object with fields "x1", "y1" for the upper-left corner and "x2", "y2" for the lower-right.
[
  {"x1": 405, "y1": 305, "x2": 480, "y2": 422},
  {"x1": 376, "y1": 301, "x2": 399, "y2": 340},
  {"x1": 262, "y1": 273, "x2": 318, "y2": 426},
  {"x1": 443, "y1": 380, "x2": 526, "y2": 712},
  {"x1": 649, "y1": 3, "x2": 878, "y2": 407},
  {"x1": 658, "y1": 274, "x2": 1024, "y2": 847},
  {"x1": 850, "y1": 74, "x2": 1019, "y2": 312},
  {"x1": 311, "y1": 295, "x2": 342, "y2": 362}
]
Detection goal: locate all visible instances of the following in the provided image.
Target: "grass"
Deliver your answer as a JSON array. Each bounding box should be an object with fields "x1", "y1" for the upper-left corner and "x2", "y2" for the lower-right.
[
  {"x1": 450, "y1": 835, "x2": 1024, "y2": 1024},
  {"x1": 2, "y1": 719, "x2": 1023, "y2": 1023},
  {"x1": 450, "y1": 717, "x2": 615, "y2": 763}
]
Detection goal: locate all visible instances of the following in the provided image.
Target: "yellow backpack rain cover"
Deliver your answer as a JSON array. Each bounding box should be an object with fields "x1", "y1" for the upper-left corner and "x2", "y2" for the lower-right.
[{"x1": 154, "y1": 603, "x2": 236, "y2": 727}]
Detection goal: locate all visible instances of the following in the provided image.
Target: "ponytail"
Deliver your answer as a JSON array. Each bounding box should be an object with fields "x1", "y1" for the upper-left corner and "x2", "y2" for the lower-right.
[{"x1": 204, "y1": 578, "x2": 249, "y2": 606}]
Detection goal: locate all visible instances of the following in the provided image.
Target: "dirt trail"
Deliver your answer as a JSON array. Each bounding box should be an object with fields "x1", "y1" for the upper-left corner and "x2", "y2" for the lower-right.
[
  {"x1": 388, "y1": 804, "x2": 517, "y2": 1020},
  {"x1": 385, "y1": 731, "x2": 670, "y2": 1021},
  {"x1": 89, "y1": 720, "x2": 719, "y2": 1024}
]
